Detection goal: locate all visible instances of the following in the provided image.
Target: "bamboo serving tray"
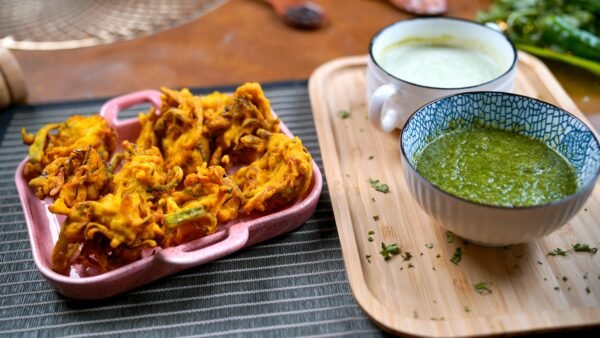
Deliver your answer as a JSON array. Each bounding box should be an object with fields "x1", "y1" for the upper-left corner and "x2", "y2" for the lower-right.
[{"x1": 309, "y1": 52, "x2": 600, "y2": 337}]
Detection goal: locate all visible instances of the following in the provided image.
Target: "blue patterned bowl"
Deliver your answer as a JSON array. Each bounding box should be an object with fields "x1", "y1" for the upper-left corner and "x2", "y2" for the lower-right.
[{"x1": 401, "y1": 91, "x2": 600, "y2": 246}]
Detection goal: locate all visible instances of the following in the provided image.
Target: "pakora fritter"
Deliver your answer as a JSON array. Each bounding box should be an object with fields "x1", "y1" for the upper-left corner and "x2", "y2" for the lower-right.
[
  {"x1": 23, "y1": 83, "x2": 314, "y2": 276},
  {"x1": 22, "y1": 115, "x2": 117, "y2": 214}
]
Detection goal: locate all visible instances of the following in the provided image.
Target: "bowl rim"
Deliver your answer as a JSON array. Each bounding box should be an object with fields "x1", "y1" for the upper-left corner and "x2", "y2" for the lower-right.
[
  {"x1": 368, "y1": 16, "x2": 519, "y2": 90},
  {"x1": 400, "y1": 91, "x2": 600, "y2": 210}
]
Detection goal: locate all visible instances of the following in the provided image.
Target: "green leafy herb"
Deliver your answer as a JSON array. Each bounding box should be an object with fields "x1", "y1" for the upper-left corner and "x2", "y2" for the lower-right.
[
  {"x1": 368, "y1": 230, "x2": 375, "y2": 236},
  {"x1": 365, "y1": 254, "x2": 372, "y2": 263},
  {"x1": 339, "y1": 110, "x2": 350, "y2": 119},
  {"x1": 401, "y1": 251, "x2": 413, "y2": 261},
  {"x1": 450, "y1": 247, "x2": 463, "y2": 265},
  {"x1": 368, "y1": 178, "x2": 390, "y2": 193},
  {"x1": 408, "y1": 263, "x2": 414, "y2": 268},
  {"x1": 368, "y1": 155, "x2": 374, "y2": 160},
  {"x1": 548, "y1": 248, "x2": 568, "y2": 256},
  {"x1": 445, "y1": 231, "x2": 455, "y2": 243},
  {"x1": 372, "y1": 215, "x2": 380, "y2": 221},
  {"x1": 476, "y1": 0, "x2": 600, "y2": 75},
  {"x1": 368, "y1": 237, "x2": 374, "y2": 242},
  {"x1": 425, "y1": 243, "x2": 433, "y2": 249},
  {"x1": 573, "y1": 243, "x2": 598, "y2": 254},
  {"x1": 464, "y1": 306, "x2": 470, "y2": 313},
  {"x1": 380, "y1": 242, "x2": 400, "y2": 261},
  {"x1": 474, "y1": 282, "x2": 492, "y2": 295}
]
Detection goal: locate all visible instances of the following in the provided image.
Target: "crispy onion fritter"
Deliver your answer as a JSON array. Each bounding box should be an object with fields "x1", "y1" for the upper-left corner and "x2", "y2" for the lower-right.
[{"x1": 22, "y1": 83, "x2": 313, "y2": 275}]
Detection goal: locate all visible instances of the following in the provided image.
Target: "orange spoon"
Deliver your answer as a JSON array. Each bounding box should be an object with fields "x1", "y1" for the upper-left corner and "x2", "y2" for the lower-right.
[{"x1": 266, "y1": 0, "x2": 327, "y2": 30}]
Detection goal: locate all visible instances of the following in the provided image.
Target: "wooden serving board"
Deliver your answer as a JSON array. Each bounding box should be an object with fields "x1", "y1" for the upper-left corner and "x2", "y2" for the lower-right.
[{"x1": 308, "y1": 52, "x2": 600, "y2": 336}]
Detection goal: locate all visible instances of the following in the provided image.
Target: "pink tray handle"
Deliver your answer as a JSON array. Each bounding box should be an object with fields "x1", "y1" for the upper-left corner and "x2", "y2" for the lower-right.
[
  {"x1": 157, "y1": 222, "x2": 249, "y2": 268},
  {"x1": 99, "y1": 90, "x2": 162, "y2": 127}
]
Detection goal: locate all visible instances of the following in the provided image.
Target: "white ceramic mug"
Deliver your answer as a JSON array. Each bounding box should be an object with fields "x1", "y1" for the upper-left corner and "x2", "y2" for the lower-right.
[{"x1": 367, "y1": 17, "x2": 518, "y2": 132}]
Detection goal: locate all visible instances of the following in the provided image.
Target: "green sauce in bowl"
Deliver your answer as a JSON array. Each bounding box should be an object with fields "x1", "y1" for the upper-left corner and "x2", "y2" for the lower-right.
[{"x1": 414, "y1": 129, "x2": 578, "y2": 207}]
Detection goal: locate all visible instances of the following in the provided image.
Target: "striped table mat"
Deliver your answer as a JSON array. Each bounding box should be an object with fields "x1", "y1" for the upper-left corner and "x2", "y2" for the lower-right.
[{"x1": 0, "y1": 81, "x2": 383, "y2": 337}]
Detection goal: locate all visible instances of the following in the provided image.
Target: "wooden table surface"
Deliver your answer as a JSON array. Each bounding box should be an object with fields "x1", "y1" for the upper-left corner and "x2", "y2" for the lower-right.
[{"x1": 10, "y1": 0, "x2": 600, "y2": 120}]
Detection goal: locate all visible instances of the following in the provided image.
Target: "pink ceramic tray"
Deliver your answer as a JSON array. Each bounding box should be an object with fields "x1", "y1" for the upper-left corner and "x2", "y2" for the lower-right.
[{"x1": 15, "y1": 90, "x2": 323, "y2": 300}]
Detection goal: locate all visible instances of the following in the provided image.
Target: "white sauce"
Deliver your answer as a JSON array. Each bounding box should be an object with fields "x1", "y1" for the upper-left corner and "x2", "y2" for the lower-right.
[{"x1": 378, "y1": 42, "x2": 504, "y2": 88}]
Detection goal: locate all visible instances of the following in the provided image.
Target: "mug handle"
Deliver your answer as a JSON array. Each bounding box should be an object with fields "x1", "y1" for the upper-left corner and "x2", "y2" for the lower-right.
[{"x1": 368, "y1": 84, "x2": 402, "y2": 132}]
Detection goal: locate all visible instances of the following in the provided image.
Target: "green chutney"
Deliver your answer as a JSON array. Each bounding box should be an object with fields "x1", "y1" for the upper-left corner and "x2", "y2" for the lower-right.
[{"x1": 414, "y1": 129, "x2": 578, "y2": 207}]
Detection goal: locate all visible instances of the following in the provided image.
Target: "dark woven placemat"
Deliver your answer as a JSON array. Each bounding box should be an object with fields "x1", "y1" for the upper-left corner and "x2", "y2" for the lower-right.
[{"x1": 0, "y1": 81, "x2": 383, "y2": 337}]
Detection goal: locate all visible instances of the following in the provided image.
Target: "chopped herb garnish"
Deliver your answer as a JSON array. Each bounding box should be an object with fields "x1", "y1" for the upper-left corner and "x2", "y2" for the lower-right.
[
  {"x1": 450, "y1": 247, "x2": 462, "y2": 265},
  {"x1": 401, "y1": 251, "x2": 413, "y2": 261},
  {"x1": 445, "y1": 231, "x2": 455, "y2": 243},
  {"x1": 586, "y1": 287, "x2": 591, "y2": 294},
  {"x1": 368, "y1": 178, "x2": 390, "y2": 193},
  {"x1": 368, "y1": 237, "x2": 374, "y2": 242},
  {"x1": 537, "y1": 260, "x2": 543, "y2": 265},
  {"x1": 573, "y1": 243, "x2": 598, "y2": 254},
  {"x1": 400, "y1": 267, "x2": 404, "y2": 271},
  {"x1": 380, "y1": 242, "x2": 400, "y2": 260},
  {"x1": 474, "y1": 282, "x2": 492, "y2": 295},
  {"x1": 430, "y1": 316, "x2": 445, "y2": 321},
  {"x1": 371, "y1": 197, "x2": 376, "y2": 202},
  {"x1": 436, "y1": 254, "x2": 441, "y2": 258},
  {"x1": 408, "y1": 263, "x2": 415, "y2": 268},
  {"x1": 432, "y1": 267, "x2": 436, "y2": 271},
  {"x1": 368, "y1": 155, "x2": 374, "y2": 160},
  {"x1": 372, "y1": 215, "x2": 380, "y2": 221},
  {"x1": 562, "y1": 276, "x2": 568, "y2": 282},
  {"x1": 420, "y1": 252, "x2": 423, "y2": 256},
  {"x1": 368, "y1": 230, "x2": 375, "y2": 236},
  {"x1": 339, "y1": 110, "x2": 350, "y2": 119},
  {"x1": 554, "y1": 286, "x2": 560, "y2": 291},
  {"x1": 544, "y1": 277, "x2": 547, "y2": 281},
  {"x1": 365, "y1": 254, "x2": 372, "y2": 263},
  {"x1": 583, "y1": 272, "x2": 589, "y2": 280},
  {"x1": 425, "y1": 243, "x2": 433, "y2": 249},
  {"x1": 464, "y1": 306, "x2": 470, "y2": 313},
  {"x1": 548, "y1": 248, "x2": 567, "y2": 256}
]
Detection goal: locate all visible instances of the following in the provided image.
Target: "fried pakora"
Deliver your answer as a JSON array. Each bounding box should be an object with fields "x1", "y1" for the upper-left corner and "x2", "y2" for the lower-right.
[
  {"x1": 51, "y1": 142, "x2": 183, "y2": 274},
  {"x1": 233, "y1": 130, "x2": 313, "y2": 213},
  {"x1": 22, "y1": 115, "x2": 117, "y2": 214},
  {"x1": 24, "y1": 83, "x2": 314, "y2": 276}
]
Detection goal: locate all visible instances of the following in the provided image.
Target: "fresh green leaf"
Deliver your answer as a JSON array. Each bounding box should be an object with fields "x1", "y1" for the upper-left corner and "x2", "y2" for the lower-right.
[
  {"x1": 339, "y1": 110, "x2": 350, "y2": 119},
  {"x1": 380, "y1": 242, "x2": 400, "y2": 260},
  {"x1": 368, "y1": 178, "x2": 390, "y2": 193},
  {"x1": 474, "y1": 282, "x2": 492, "y2": 295},
  {"x1": 573, "y1": 243, "x2": 598, "y2": 254},
  {"x1": 450, "y1": 247, "x2": 463, "y2": 265},
  {"x1": 548, "y1": 248, "x2": 568, "y2": 256}
]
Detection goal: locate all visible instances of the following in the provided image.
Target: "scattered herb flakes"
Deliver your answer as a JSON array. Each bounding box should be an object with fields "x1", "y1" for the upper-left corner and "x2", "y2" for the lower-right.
[
  {"x1": 420, "y1": 252, "x2": 424, "y2": 256},
  {"x1": 339, "y1": 110, "x2": 350, "y2": 119},
  {"x1": 548, "y1": 248, "x2": 567, "y2": 256},
  {"x1": 554, "y1": 287, "x2": 560, "y2": 291},
  {"x1": 368, "y1": 155, "x2": 374, "y2": 160},
  {"x1": 586, "y1": 287, "x2": 591, "y2": 294},
  {"x1": 562, "y1": 276, "x2": 568, "y2": 282},
  {"x1": 537, "y1": 260, "x2": 543, "y2": 265},
  {"x1": 583, "y1": 272, "x2": 589, "y2": 280},
  {"x1": 368, "y1": 237, "x2": 374, "y2": 242},
  {"x1": 445, "y1": 231, "x2": 455, "y2": 243},
  {"x1": 573, "y1": 243, "x2": 598, "y2": 254},
  {"x1": 401, "y1": 251, "x2": 413, "y2": 262},
  {"x1": 436, "y1": 254, "x2": 441, "y2": 259},
  {"x1": 474, "y1": 282, "x2": 492, "y2": 295},
  {"x1": 372, "y1": 215, "x2": 380, "y2": 221},
  {"x1": 432, "y1": 267, "x2": 437, "y2": 271},
  {"x1": 408, "y1": 263, "x2": 415, "y2": 268},
  {"x1": 368, "y1": 178, "x2": 390, "y2": 193},
  {"x1": 450, "y1": 247, "x2": 463, "y2": 265},
  {"x1": 380, "y1": 242, "x2": 400, "y2": 261},
  {"x1": 584, "y1": 208, "x2": 589, "y2": 212},
  {"x1": 368, "y1": 230, "x2": 375, "y2": 236},
  {"x1": 425, "y1": 243, "x2": 434, "y2": 249},
  {"x1": 430, "y1": 316, "x2": 445, "y2": 321},
  {"x1": 365, "y1": 254, "x2": 372, "y2": 263},
  {"x1": 544, "y1": 277, "x2": 547, "y2": 281},
  {"x1": 464, "y1": 306, "x2": 470, "y2": 313},
  {"x1": 371, "y1": 197, "x2": 376, "y2": 202}
]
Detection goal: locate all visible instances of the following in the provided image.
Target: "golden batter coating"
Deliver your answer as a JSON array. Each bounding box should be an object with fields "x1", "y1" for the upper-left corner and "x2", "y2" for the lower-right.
[{"x1": 24, "y1": 83, "x2": 314, "y2": 276}]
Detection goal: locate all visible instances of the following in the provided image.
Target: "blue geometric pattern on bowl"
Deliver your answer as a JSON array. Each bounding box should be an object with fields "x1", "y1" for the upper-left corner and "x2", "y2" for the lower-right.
[{"x1": 402, "y1": 92, "x2": 600, "y2": 189}]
